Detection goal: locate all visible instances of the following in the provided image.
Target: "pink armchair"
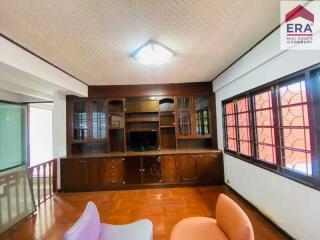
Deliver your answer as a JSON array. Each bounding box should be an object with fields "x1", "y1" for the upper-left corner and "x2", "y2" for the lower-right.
[
  {"x1": 64, "y1": 201, "x2": 153, "y2": 240},
  {"x1": 170, "y1": 194, "x2": 254, "y2": 240}
]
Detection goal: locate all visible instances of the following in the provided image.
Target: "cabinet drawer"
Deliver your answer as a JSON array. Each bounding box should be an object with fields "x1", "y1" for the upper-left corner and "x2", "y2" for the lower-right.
[{"x1": 104, "y1": 158, "x2": 124, "y2": 185}]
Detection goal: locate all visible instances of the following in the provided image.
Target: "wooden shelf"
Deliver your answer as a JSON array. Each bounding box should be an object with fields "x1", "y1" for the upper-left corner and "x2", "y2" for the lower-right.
[
  {"x1": 108, "y1": 112, "x2": 124, "y2": 115},
  {"x1": 125, "y1": 111, "x2": 159, "y2": 114},
  {"x1": 160, "y1": 111, "x2": 175, "y2": 115},
  {"x1": 126, "y1": 120, "x2": 159, "y2": 123},
  {"x1": 177, "y1": 135, "x2": 212, "y2": 140},
  {"x1": 109, "y1": 127, "x2": 124, "y2": 130},
  {"x1": 160, "y1": 126, "x2": 175, "y2": 128}
]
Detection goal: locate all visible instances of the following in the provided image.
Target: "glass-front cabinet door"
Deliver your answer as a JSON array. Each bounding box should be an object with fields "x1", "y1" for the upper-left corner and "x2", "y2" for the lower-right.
[
  {"x1": 91, "y1": 100, "x2": 107, "y2": 141},
  {"x1": 194, "y1": 96, "x2": 211, "y2": 137},
  {"x1": 176, "y1": 97, "x2": 193, "y2": 137},
  {"x1": 73, "y1": 101, "x2": 89, "y2": 142}
]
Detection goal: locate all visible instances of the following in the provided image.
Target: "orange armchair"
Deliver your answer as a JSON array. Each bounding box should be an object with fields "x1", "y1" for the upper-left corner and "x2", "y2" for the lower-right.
[{"x1": 170, "y1": 194, "x2": 254, "y2": 240}]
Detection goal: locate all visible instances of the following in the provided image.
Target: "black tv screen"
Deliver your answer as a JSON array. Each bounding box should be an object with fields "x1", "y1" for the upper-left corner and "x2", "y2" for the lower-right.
[{"x1": 128, "y1": 131, "x2": 158, "y2": 151}]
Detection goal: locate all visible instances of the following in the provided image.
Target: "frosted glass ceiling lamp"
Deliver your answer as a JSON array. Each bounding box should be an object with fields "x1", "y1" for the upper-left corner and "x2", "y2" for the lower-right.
[{"x1": 131, "y1": 40, "x2": 175, "y2": 67}]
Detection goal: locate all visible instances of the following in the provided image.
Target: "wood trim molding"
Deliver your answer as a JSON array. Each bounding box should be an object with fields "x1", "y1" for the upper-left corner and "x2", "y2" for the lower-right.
[{"x1": 88, "y1": 82, "x2": 213, "y2": 98}]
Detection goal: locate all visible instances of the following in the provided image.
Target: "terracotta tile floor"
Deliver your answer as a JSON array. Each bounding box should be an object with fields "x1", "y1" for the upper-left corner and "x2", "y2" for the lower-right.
[{"x1": 1, "y1": 186, "x2": 288, "y2": 240}]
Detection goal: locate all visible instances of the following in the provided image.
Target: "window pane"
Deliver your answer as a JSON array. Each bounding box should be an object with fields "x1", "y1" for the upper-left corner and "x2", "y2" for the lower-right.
[
  {"x1": 238, "y1": 113, "x2": 250, "y2": 127},
  {"x1": 256, "y1": 127, "x2": 275, "y2": 145},
  {"x1": 226, "y1": 115, "x2": 235, "y2": 126},
  {"x1": 253, "y1": 90, "x2": 276, "y2": 164},
  {"x1": 227, "y1": 126, "x2": 236, "y2": 139},
  {"x1": 29, "y1": 106, "x2": 53, "y2": 166},
  {"x1": 278, "y1": 79, "x2": 312, "y2": 176},
  {"x1": 227, "y1": 139, "x2": 237, "y2": 152},
  {"x1": 281, "y1": 105, "x2": 309, "y2": 127},
  {"x1": 282, "y1": 129, "x2": 311, "y2": 150},
  {"x1": 257, "y1": 144, "x2": 276, "y2": 164},
  {"x1": 255, "y1": 110, "x2": 273, "y2": 126},
  {"x1": 0, "y1": 103, "x2": 27, "y2": 170},
  {"x1": 226, "y1": 102, "x2": 235, "y2": 114},
  {"x1": 255, "y1": 91, "x2": 272, "y2": 109},
  {"x1": 239, "y1": 127, "x2": 250, "y2": 141},
  {"x1": 237, "y1": 97, "x2": 249, "y2": 112},
  {"x1": 284, "y1": 150, "x2": 312, "y2": 175},
  {"x1": 224, "y1": 102, "x2": 237, "y2": 152},
  {"x1": 280, "y1": 81, "x2": 307, "y2": 106},
  {"x1": 239, "y1": 141, "x2": 251, "y2": 156},
  {"x1": 236, "y1": 97, "x2": 251, "y2": 156}
]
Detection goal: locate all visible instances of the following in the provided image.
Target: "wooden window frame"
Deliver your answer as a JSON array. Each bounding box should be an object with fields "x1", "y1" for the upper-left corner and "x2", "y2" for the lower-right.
[
  {"x1": 222, "y1": 63, "x2": 320, "y2": 190},
  {"x1": 223, "y1": 101, "x2": 238, "y2": 154}
]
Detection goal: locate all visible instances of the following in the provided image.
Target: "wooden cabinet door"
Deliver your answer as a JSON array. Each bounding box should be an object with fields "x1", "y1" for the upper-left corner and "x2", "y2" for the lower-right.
[
  {"x1": 125, "y1": 100, "x2": 159, "y2": 113},
  {"x1": 197, "y1": 154, "x2": 224, "y2": 184},
  {"x1": 61, "y1": 159, "x2": 85, "y2": 191},
  {"x1": 85, "y1": 159, "x2": 104, "y2": 189},
  {"x1": 194, "y1": 96, "x2": 211, "y2": 138},
  {"x1": 72, "y1": 101, "x2": 89, "y2": 142},
  {"x1": 178, "y1": 155, "x2": 199, "y2": 183},
  {"x1": 161, "y1": 155, "x2": 177, "y2": 183},
  {"x1": 90, "y1": 100, "x2": 107, "y2": 141},
  {"x1": 176, "y1": 97, "x2": 193, "y2": 137}
]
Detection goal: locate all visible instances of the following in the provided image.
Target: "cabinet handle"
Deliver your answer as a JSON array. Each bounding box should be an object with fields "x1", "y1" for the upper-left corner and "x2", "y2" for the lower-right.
[
  {"x1": 122, "y1": 181, "x2": 126, "y2": 184},
  {"x1": 182, "y1": 177, "x2": 198, "y2": 181},
  {"x1": 122, "y1": 158, "x2": 125, "y2": 161}
]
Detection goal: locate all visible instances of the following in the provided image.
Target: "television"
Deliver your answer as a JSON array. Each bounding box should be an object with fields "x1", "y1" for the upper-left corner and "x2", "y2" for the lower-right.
[{"x1": 128, "y1": 131, "x2": 158, "y2": 151}]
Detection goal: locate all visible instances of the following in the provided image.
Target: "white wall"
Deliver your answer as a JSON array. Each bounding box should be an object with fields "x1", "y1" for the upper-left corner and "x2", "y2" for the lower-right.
[
  {"x1": 213, "y1": 28, "x2": 320, "y2": 240},
  {"x1": 52, "y1": 92, "x2": 67, "y2": 189},
  {"x1": 0, "y1": 35, "x2": 88, "y2": 189},
  {"x1": 29, "y1": 106, "x2": 53, "y2": 166}
]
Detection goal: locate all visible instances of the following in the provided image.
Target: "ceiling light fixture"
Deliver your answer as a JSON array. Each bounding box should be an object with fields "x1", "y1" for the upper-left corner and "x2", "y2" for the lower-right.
[{"x1": 131, "y1": 40, "x2": 175, "y2": 67}]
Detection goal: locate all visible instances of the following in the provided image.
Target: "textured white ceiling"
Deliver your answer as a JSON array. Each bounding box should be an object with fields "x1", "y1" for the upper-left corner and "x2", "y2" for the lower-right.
[{"x1": 0, "y1": 0, "x2": 280, "y2": 85}]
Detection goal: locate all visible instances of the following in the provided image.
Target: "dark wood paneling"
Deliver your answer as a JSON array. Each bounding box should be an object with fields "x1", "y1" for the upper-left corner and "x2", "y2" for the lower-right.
[
  {"x1": 125, "y1": 100, "x2": 159, "y2": 112},
  {"x1": 89, "y1": 82, "x2": 212, "y2": 98},
  {"x1": 210, "y1": 94, "x2": 218, "y2": 148},
  {"x1": 160, "y1": 128, "x2": 176, "y2": 149}
]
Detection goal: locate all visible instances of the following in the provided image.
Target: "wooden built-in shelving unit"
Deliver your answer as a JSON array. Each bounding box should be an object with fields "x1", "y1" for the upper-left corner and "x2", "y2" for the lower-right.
[
  {"x1": 63, "y1": 82, "x2": 220, "y2": 192},
  {"x1": 67, "y1": 95, "x2": 214, "y2": 155}
]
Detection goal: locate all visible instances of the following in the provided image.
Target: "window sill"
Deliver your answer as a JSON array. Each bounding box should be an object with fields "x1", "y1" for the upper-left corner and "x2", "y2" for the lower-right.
[{"x1": 223, "y1": 150, "x2": 320, "y2": 192}]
